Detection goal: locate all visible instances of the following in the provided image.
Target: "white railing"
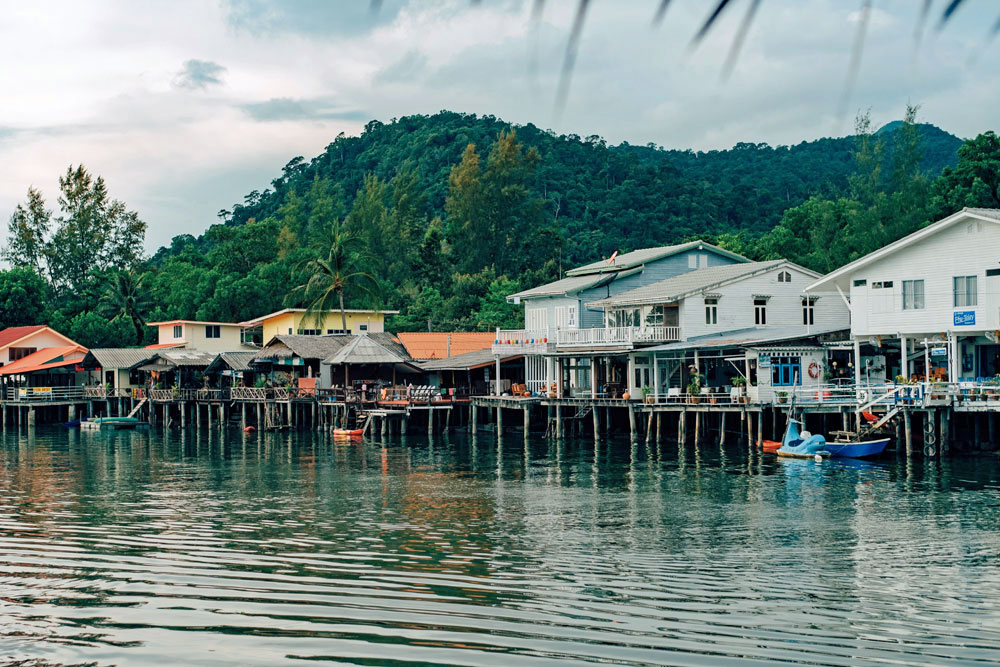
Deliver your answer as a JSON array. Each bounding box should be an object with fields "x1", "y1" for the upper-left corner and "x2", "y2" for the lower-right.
[
  {"x1": 492, "y1": 328, "x2": 553, "y2": 354},
  {"x1": 556, "y1": 326, "x2": 681, "y2": 347}
]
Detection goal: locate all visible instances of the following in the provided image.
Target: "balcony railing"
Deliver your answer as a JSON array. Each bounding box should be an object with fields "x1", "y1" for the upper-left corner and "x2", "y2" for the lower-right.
[
  {"x1": 492, "y1": 328, "x2": 554, "y2": 354},
  {"x1": 556, "y1": 326, "x2": 681, "y2": 347},
  {"x1": 5, "y1": 386, "x2": 85, "y2": 401}
]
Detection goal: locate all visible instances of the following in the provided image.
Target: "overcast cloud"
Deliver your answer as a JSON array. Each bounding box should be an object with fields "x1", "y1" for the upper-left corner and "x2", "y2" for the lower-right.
[{"x1": 1, "y1": 0, "x2": 997, "y2": 251}]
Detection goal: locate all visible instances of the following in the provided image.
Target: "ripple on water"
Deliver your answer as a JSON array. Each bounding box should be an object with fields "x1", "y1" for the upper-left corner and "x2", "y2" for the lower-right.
[{"x1": 1, "y1": 428, "x2": 999, "y2": 666}]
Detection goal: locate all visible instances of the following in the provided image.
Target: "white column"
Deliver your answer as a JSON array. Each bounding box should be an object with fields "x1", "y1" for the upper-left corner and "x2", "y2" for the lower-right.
[
  {"x1": 951, "y1": 334, "x2": 960, "y2": 382},
  {"x1": 590, "y1": 356, "x2": 597, "y2": 397},
  {"x1": 653, "y1": 355, "x2": 660, "y2": 399},
  {"x1": 900, "y1": 335, "x2": 909, "y2": 379},
  {"x1": 853, "y1": 338, "x2": 862, "y2": 389},
  {"x1": 495, "y1": 356, "x2": 501, "y2": 396},
  {"x1": 627, "y1": 355, "x2": 635, "y2": 396}
]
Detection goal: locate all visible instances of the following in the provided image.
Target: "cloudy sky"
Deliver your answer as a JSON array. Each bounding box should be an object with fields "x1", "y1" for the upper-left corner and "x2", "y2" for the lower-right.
[{"x1": 1, "y1": 0, "x2": 998, "y2": 251}]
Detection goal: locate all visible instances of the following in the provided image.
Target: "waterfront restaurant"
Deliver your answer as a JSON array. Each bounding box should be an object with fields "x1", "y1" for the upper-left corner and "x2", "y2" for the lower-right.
[{"x1": 805, "y1": 208, "x2": 1000, "y2": 385}]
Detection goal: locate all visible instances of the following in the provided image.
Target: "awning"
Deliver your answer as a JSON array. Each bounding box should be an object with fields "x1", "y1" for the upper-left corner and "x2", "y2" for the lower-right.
[{"x1": 138, "y1": 361, "x2": 177, "y2": 372}]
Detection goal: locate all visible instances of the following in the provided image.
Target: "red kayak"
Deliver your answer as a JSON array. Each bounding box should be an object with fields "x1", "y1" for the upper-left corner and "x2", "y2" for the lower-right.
[
  {"x1": 762, "y1": 440, "x2": 781, "y2": 454},
  {"x1": 333, "y1": 429, "x2": 364, "y2": 437}
]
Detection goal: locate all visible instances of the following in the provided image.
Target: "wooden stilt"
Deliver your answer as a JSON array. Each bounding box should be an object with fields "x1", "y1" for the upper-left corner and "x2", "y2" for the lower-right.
[
  {"x1": 555, "y1": 405, "x2": 562, "y2": 439},
  {"x1": 627, "y1": 404, "x2": 637, "y2": 442},
  {"x1": 757, "y1": 410, "x2": 764, "y2": 449},
  {"x1": 940, "y1": 409, "x2": 950, "y2": 454},
  {"x1": 655, "y1": 413, "x2": 661, "y2": 444},
  {"x1": 720, "y1": 411, "x2": 727, "y2": 445},
  {"x1": 904, "y1": 409, "x2": 913, "y2": 456},
  {"x1": 592, "y1": 405, "x2": 600, "y2": 441},
  {"x1": 523, "y1": 406, "x2": 530, "y2": 438},
  {"x1": 645, "y1": 411, "x2": 654, "y2": 445}
]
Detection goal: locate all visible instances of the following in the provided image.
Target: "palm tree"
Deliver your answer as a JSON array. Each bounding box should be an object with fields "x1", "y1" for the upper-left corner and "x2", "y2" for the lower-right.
[
  {"x1": 286, "y1": 222, "x2": 380, "y2": 333},
  {"x1": 100, "y1": 270, "x2": 150, "y2": 345}
]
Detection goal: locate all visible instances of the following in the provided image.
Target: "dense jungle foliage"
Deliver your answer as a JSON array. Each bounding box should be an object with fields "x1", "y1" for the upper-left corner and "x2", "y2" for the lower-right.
[{"x1": 3, "y1": 109, "x2": 999, "y2": 348}]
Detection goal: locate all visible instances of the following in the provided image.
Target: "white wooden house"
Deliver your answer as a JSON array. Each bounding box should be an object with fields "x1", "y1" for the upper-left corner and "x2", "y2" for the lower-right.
[
  {"x1": 806, "y1": 208, "x2": 1000, "y2": 384},
  {"x1": 494, "y1": 240, "x2": 750, "y2": 393},
  {"x1": 587, "y1": 260, "x2": 851, "y2": 399}
]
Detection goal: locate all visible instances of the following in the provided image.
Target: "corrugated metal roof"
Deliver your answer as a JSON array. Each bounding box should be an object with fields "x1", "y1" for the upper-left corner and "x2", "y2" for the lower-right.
[
  {"x1": 965, "y1": 207, "x2": 1000, "y2": 221},
  {"x1": 565, "y1": 240, "x2": 749, "y2": 276},
  {"x1": 324, "y1": 335, "x2": 409, "y2": 365},
  {"x1": 0, "y1": 346, "x2": 87, "y2": 376},
  {"x1": 641, "y1": 325, "x2": 848, "y2": 352},
  {"x1": 206, "y1": 351, "x2": 259, "y2": 373},
  {"x1": 588, "y1": 260, "x2": 792, "y2": 307},
  {"x1": 396, "y1": 332, "x2": 495, "y2": 359},
  {"x1": 254, "y1": 333, "x2": 410, "y2": 362},
  {"x1": 84, "y1": 348, "x2": 158, "y2": 370},
  {"x1": 419, "y1": 349, "x2": 522, "y2": 371},
  {"x1": 158, "y1": 349, "x2": 219, "y2": 367},
  {"x1": 508, "y1": 273, "x2": 613, "y2": 299}
]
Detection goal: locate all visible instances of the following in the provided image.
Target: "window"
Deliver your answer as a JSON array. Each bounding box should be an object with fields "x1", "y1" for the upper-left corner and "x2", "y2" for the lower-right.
[
  {"x1": 771, "y1": 356, "x2": 802, "y2": 386},
  {"x1": 205, "y1": 325, "x2": 221, "y2": 339},
  {"x1": 526, "y1": 308, "x2": 547, "y2": 331},
  {"x1": 871, "y1": 281, "x2": 893, "y2": 289},
  {"x1": 777, "y1": 271, "x2": 791, "y2": 283},
  {"x1": 853, "y1": 279, "x2": 867, "y2": 287},
  {"x1": 754, "y1": 298, "x2": 767, "y2": 325},
  {"x1": 645, "y1": 305, "x2": 665, "y2": 326},
  {"x1": 9, "y1": 347, "x2": 36, "y2": 361},
  {"x1": 172, "y1": 325, "x2": 182, "y2": 338},
  {"x1": 297, "y1": 328, "x2": 321, "y2": 335},
  {"x1": 954, "y1": 275, "x2": 978, "y2": 307},
  {"x1": 987, "y1": 268, "x2": 1000, "y2": 277},
  {"x1": 705, "y1": 298, "x2": 718, "y2": 325},
  {"x1": 358, "y1": 324, "x2": 368, "y2": 331},
  {"x1": 802, "y1": 298, "x2": 815, "y2": 325},
  {"x1": 327, "y1": 329, "x2": 346, "y2": 335},
  {"x1": 902, "y1": 280, "x2": 925, "y2": 310}
]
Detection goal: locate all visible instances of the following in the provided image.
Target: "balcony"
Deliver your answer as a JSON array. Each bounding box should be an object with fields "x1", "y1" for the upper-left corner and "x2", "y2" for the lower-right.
[
  {"x1": 492, "y1": 329, "x2": 554, "y2": 355},
  {"x1": 556, "y1": 326, "x2": 681, "y2": 348}
]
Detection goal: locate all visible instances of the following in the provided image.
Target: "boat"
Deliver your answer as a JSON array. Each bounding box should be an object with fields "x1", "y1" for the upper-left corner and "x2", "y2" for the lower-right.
[
  {"x1": 762, "y1": 439, "x2": 781, "y2": 454},
  {"x1": 332, "y1": 428, "x2": 364, "y2": 437},
  {"x1": 776, "y1": 418, "x2": 830, "y2": 459},
  {"x1": 823, "y1": 438, "x2": 891, "y2": 458},
  {"x1": 64, "y1": 419, "x2": 82, "y2": 428},
  {"x1": 80, "y1": 417, "x2": 146, "y2": 431}
]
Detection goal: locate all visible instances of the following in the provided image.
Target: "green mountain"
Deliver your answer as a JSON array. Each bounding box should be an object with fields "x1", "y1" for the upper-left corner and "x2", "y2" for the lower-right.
[{"x1": 153, "y1": 111, "x2": 962, "y2": 270}]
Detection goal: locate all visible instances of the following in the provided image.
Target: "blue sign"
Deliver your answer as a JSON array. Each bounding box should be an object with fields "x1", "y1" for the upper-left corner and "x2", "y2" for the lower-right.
[
  {"x1": 954, "y1": 311, "x2": 976, "y2": 326},
  {"x1": 931, "y1": 347, "x2": 948, "y2": 357}
]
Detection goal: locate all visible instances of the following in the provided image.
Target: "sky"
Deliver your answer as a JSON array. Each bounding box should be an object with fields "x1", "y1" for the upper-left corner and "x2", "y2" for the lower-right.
[{"x1": 1, "y1": 0, "x2": 998, "y2": 252}]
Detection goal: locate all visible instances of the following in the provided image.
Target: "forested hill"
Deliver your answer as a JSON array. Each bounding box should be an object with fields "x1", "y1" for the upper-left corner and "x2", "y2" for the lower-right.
[{"x1": 153, "y1": 111, "x2": 961, "y2": 269}]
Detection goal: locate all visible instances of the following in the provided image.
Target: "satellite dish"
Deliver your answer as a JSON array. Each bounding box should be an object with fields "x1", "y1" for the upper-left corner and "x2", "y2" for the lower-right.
[{"x1": 606, "y1": 251, "x2": 618, "y2": 265}]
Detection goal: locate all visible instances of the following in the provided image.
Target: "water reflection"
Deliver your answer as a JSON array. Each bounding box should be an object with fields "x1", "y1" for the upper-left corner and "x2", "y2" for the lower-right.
[{"x1": 0, "y1": 426, "x2": 999, "y2": 666}]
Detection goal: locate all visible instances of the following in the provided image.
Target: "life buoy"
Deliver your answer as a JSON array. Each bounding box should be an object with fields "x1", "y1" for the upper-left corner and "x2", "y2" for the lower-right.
[{"x1": 808, "y1": 362, "x2": 822, "y2": 379}]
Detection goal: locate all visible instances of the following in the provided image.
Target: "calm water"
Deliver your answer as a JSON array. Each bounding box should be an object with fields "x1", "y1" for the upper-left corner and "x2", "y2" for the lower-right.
[{"x1": 1, "y1": 426, "x2": 999, "y2": 666}]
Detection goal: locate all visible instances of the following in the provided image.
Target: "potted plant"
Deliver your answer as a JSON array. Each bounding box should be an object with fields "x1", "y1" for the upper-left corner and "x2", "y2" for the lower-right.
[
  {"x1": 641, "y1": 386, "x2": 654, "y2": 404},
  {"x1": 170, "y1": 383, "x2": 179, "y2": 399},
  {"x1": 776, "y1": 390, "x2": 789, "y2": 404},
  {"x1": 687, "y1": 373, "x2": 704, "y2": 404},
  {"x1": 930, "y1": 379, "x2": 947, "y2": 400}
]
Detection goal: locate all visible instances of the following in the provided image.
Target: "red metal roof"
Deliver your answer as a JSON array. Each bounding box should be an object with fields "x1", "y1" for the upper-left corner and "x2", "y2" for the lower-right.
[
  {"x1": 396, "y1": 332, "x2": 496, "y2": 360},
  {"x1": 0, "y1": 325, "x2": 47, "y2": 348},
  {"x1": 0, "y1": 345, "x2": 88, "y2": 375},
  {"x1": 145, "y1": 343, "x2": 185, "y2": 349}
]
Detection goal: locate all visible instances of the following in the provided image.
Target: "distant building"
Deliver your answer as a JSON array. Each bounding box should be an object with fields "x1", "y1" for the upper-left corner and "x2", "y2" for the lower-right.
[
  {"x1": 396, "y1": 332, "x2": 495, "y2": 360},
  {"x1": 0, "y1": 325, "x2": 81, "y2": 368},
  {"x1": 146, "y1": 320, "x2": 250, "y2": 352},
  {"x1": 239, "y1": 308, "x2": 399, "y2": 343}
]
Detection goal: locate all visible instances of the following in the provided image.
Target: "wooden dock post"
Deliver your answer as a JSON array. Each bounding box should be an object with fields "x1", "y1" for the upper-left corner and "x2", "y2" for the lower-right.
[
  {"x1": 719, "y1": 411, "x2": 727, "y2": 445},
  {"x1": 494, "y1": 406, "x2": 501, "y2": 436},
  {"x1": 645, "y1": 411, "x2": 654, "y2": 445},
  {"x1": 627, "y1": 403, "x2": 637, "y2": 442},
  {"x1": 678, "y1": 410, "x2": 685, "y2": 443},
  {"x1": 592, "y1": 405, "x2": 600, "y2": 441},
  {"x1": 470, "y1": 405, "x2": 477, "y2": 433},
  {"x1": 694, "y1": 411, "x2": 701, "y2": 443},
  {"x1": 903, "y1": 409, "x2": 913, "y2": 456},
  {"x1": 522, "y1": 405, "x2": 530, "y2": 438},
  {"x1": 940, "y1": 409, "x2": 950, "y2": 454},
  {"x1": 555, "y1": 405, "x2": 562, "y2": 439},
  {"x1": 747, "y1": 410, "x2": 755, "y2": 449},
  {"x1": 757, "y1": 411, "x2": 764, "y2": 449},
  {"x1": 655, "y1": 413, "x2": 661, "y2": 444},
  {"x1": 429, "y1": 408, "x2": 436, "y2": 435}
]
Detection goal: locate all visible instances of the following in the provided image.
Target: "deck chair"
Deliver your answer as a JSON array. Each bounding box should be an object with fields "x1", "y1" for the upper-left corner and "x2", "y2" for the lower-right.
[
  {"x1": 667, "y1": 388, "x2": 681, "y2": 403},
  {"x1": 860, "y1": 410, "x2": 879, "y2": 425}
]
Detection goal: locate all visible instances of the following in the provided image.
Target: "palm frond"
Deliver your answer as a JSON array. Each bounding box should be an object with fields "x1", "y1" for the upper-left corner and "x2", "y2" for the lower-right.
[
  {"x1": 690, "y1": 0, "x2": 735, "y2": 49},
  {"x1": 554, "y1": 0, "x2": 591, "y2": 118},
  {"x1": 720, "y1": 0, "x2": 762, "y2": 81}
]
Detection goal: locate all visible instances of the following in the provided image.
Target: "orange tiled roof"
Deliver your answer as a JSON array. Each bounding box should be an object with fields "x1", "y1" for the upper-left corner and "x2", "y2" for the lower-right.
[
  {"x1": 395, "y1": 332, "x2": 496, "y2": 360},
  {"x1": 0, "y1": 325, "x2": 47, "y2": 348},
  {"x1": 0, "y1": 345, "x2": 88, "y2": 375}
]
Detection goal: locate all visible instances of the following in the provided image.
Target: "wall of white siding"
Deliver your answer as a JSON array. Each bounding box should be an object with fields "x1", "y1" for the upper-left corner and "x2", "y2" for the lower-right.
[
  {"x1": 678, "y1": 266, "x2": 850, "y2": 339},
  {"x1": 847, "y1": 220, "x2": 1000, "y2": 336}
]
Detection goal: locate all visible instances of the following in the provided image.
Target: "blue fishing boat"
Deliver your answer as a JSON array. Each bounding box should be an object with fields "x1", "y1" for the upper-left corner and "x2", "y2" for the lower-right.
[
  {"x1": 776, "y1": 418, "x2": 829, "y2": 459},
  {"x1": 823, "y1": 438, "x2": 891, "y2": 458}
]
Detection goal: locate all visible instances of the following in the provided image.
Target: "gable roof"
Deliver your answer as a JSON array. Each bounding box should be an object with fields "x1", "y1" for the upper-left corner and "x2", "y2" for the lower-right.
[
  {"x1": 396, "y1": 332, "x2": 495, "y2": 359},
  {"x1": 565, "y1": 240, "x2": 749, "y2": 277},
  {"x1": 588, "y1": 260, "x2": 815, "y2": 308},
  {"x1": 0, "y1": 325, "x2": 78, "y2": 350},
  {"x1": 157, "y1": 349, "x2": 219, "y2": 367},
  {"x1": 508, "y1": 272, "x2": 620, "y2": 300},
  {"x1": 82, "y1": 348, "x2": 158, "y2": 370},
  {"x1": 0, "y1": 345, "x2": 88, "y2": 376},
  {"x1": 324, "y1": 335, "x2": 411, "y2": 365},
  {"x1": 253, "y1": 333, "x2": 409, "y2": 362},
  {"x1": 419, "y1": 349, "x2": 522, "y2": 372},
  {"x1": 806, "y1": 208, "x2": 1000, "y2": 292},
  {"x1": 146, "y1": 320, "x2": 241, "y2": 327},
  {"x1": 205, "y1": 351, "x2": 259, "y2": 373}
]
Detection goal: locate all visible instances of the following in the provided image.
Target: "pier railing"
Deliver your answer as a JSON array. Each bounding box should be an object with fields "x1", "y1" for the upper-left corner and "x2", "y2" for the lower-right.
[
  {"x1": 492, "y1": 328, "x2": 553, "y2": 354},
  {"x1": 5, "y1": 386, "x2": 85, "y2": 401}
]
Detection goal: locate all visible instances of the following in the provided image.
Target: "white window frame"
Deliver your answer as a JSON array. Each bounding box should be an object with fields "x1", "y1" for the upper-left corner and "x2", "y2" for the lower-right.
[
  {"x1": 754, "y1": 298, "x2": 767, "y2": 325},
  {"x1": 902, "y1": 280, "x2": 925, "y2": 310},
  {"x1": 705, "y1": 298, "x2": 718, "y2": 325},
  {"x1": 802, "y1": 298, "x2": 815, "y2": 325},
  {"x1": 953, "y1": 275, "x2": 978, "y2": 308},
  {"x1": 205, "y1": 325, "x2": 221, "y2": 339},
  {"x1": 172, "y1": 325, "x2": 182, "y2": 339},
  {"x1": 526, "y1": 307, "x2": 548, "y2": 331}
]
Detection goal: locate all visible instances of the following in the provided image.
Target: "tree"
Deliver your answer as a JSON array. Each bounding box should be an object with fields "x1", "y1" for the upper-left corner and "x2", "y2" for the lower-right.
[
  {"x1": 0, "y1": 268, "x2": 48, "y2": 328},
  {"x1": 66, "y1": 311, "x2": 134, "y2": 349},
  {"x1": 930, "y1": 131, "x2": 1000, "y2": 216},
  {"x1": 43, "y1": 165, "x2": 147, "y2": 292},
  {"x1": 286, "y1": 222, "x2": 380, "y2": 333},
  {"x1": 99, "y1": 270, "x2": 151, "y2": 345},
  {"x1": 4, "y1": 187, "x2": 50, "y2": 270}
]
